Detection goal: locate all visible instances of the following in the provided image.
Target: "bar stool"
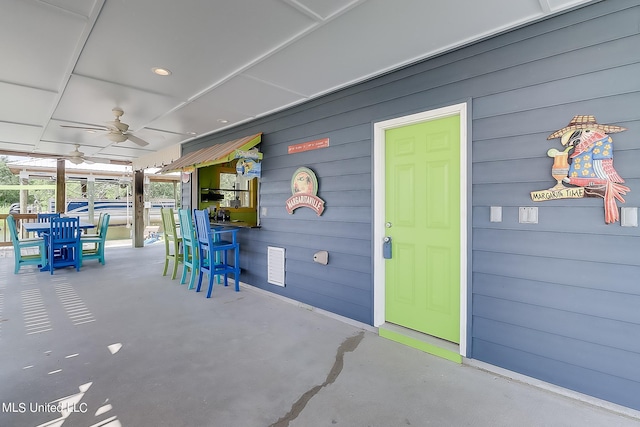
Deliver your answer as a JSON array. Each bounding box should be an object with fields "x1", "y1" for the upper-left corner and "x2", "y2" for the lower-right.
[
  {"x1": 177, "y1": 208, "x2": 199, "y2": 289},
  {"x1": 161, "y1": 207, "x2": 183, "y2": 279},
  {"x1": 193, "y1": 209, "x2": 240, "y2": 298}
]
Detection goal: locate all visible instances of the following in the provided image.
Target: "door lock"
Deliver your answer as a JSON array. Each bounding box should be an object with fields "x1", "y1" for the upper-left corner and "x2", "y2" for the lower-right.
[
  {"x1": 383, "y1": 236, "x2": 392, "y2": 259},
  {"x1": 385, "y1": 222, "x2": 392, "y2": 228}
]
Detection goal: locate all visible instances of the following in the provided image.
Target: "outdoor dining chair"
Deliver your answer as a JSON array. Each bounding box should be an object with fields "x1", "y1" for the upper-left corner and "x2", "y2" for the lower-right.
[
  {"x1": 193, "y1": 209, "x2": 240, "y2": 298},
  {"x1": 161, "y1": 207, "x2": 183, "y2": 279},
  {"x1": 178, "y1": 208, "x2": 198, "y2": 289},
  {"x1": 82, "y1": 212, "x2": 105, "y2": 240},
  {"x1": 80, "y1": 213, "x2": 110, "y2": 265},
  {"x1": 35, "y1": 212, "x2": 60, "y2": 236},
  {"x1": 44, "y1": 217, "x2": 82, "y2": 275},
  {"x1": 6, "y1": 214, "x2": 47, "y2": 274}
]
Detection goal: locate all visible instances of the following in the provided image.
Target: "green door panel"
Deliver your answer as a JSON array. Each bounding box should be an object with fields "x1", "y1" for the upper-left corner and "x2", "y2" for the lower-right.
[{"x1": 385, "y1": 115, "x2": 460, "y2": 343}]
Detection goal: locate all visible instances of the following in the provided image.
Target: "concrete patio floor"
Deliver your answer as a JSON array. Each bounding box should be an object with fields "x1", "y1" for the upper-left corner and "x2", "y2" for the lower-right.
[{"x1": 1, "y1": 243, "x2": 639, "y2": 427}]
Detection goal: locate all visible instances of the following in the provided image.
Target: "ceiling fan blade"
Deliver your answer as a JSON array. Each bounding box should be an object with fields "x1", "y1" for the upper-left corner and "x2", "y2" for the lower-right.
[
  {"x1": 61, "y1": 124, "x2": 109, "y2": 131},
  {"x1": 126, "y1": 134, "x2": 149, "y2": 147}
]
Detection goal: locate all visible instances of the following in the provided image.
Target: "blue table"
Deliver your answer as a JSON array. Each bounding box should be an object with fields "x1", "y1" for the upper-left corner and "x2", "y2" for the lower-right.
[{"x1": 23, "y1": 220, "x2": 95, "y2": 234}]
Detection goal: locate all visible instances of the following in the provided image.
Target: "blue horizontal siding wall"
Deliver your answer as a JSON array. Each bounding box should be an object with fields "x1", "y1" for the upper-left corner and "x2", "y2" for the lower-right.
[
  {"x1": 182, "y1": 0, "x2": 640, "y2": 409},
  {"x1": 467, "y1": 0, "x2": 640, "y2": 410}
]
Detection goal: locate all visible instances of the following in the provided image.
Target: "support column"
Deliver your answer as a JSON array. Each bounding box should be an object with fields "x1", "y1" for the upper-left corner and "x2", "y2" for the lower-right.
[
  {"x1": 133, "y1": 170, "x2": 145, "y2": 248},
  {"x1": 87, "y1": 176, "x2": 95, "y2": 223},
  {"x1": 144, "y1": 175, "x2": 150, "y2": 227},
  {"x1": 172, "y1": 181, "x2": 177, "y2": 207},
  {"x1": 19, "y1": 171, "x2": 28, "y2": 214},
  {"x1": 56, "y1": 159, "x2": 66, "y2": 213}
]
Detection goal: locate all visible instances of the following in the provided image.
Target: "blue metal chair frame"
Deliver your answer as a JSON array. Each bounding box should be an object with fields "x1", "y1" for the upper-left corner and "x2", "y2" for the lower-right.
[
  {"x1": 45, "y1": 217, "x2": 82, "y2": 275},
  {"x1": 193, "y1": 209, "x2": 240, "y2": 298},
  {"x1": 178, "y1": 208, "x2": 199, "y2": 289},
  {"x1": 7, "y1": 215, "x2": 47, "y2": 274},
  {"x1": 80, "y1": 213, "x2": 110, "y2": 265}
]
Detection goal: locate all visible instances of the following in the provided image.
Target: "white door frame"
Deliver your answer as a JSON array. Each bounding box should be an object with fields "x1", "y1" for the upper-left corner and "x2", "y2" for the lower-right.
[{"x1": 372, "y1": 102, "x2": 468, "y2": 356}]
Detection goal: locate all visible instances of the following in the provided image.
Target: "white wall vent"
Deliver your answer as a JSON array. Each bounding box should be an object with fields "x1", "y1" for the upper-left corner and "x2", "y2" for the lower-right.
[{"x1": 267, "y1": 246, "x2": 285, "y2": 287}]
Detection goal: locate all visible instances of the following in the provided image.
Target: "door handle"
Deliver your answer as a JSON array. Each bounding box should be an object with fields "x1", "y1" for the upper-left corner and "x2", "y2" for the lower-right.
[{"x1": 383, "y1": 236, "x2": 392, "y2": 259}]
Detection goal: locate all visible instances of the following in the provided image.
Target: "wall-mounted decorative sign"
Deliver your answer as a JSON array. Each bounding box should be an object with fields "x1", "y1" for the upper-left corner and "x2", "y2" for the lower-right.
[
  {"x1": 531, "y1": 115, "x2": 630, "y2": 223},
  {"x1": 288, "y1": 138, "x2": 330, "y2": 154},
  {"x1": 285, "y1": 167, "x2": 325, "y2": 215},
  {"x1": 234, "y1": 148, "x2": 262, "y2": 178}
]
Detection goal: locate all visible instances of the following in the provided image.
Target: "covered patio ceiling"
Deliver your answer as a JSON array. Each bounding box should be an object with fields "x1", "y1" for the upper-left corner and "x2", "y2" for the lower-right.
[{"x1": 0, "y1": 0, "x2": 594, "y2": 166}]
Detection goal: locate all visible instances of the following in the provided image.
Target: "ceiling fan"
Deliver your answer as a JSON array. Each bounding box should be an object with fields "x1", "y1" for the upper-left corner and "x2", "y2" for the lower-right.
[
  {"x1": 60, "y1": 108, "x2": 149, "y2": 147},
  {"x1": 63, "y1": 145, "x2": 111, "y2": 165}
]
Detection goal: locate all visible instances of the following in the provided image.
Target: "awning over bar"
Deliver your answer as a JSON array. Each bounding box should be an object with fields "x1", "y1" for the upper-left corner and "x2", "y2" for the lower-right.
[{"x1": 158, "y1": 133, "x2": 262, "y2": 173}]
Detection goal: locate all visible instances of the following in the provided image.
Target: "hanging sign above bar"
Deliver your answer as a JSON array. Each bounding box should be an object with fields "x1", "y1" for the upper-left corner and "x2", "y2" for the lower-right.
[{"x1": 288, "y1": 138, "x2": 330, "y2": 154}]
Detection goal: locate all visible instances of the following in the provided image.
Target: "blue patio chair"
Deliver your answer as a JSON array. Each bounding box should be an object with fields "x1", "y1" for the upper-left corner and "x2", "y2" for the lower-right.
[
  {"x1": 45, "y1": 217, "x2": 82, "y2": 275},
  {"x1": 193, "y1": 209, "x2": 240, "y2": 298},
  {"x1": 37, "y1": 212, "x2": 60, "y2": 222},
  {"x1": 36, "y1": 212, "x2": 60, "y2": 236},
  {"x1": 80, "y1": 213, "x2": 110, "y2": 265},
  {"x1": 161, "y1": 207, "x2": 183, "y2": 279},
  {"x1": 6, "y1": 214, "x2": 47, "y2": 274},
  {"x1": 178, "y1": 208, "x2": 199, "y2": 289}
]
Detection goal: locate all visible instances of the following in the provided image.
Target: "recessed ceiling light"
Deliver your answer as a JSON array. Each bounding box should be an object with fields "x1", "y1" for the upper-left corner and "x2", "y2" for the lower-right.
[
  {"x1": 152, "y1": 67, "x2": 172, "y2": 76},
  {"x1": 187, "y1": 131, "x2": 197, "y2": 135},
  {"x1": 217, "y1": 119, "x2": 229, "y2": 124}
]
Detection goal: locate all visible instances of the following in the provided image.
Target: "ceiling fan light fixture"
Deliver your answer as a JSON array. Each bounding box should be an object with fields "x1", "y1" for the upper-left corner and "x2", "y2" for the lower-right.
[
  {"x1": 106, "y1": 132, "x2": 128, "y2": 143},
  {"x1": 152, "y1": 67, "x2": 172, "y2": 76},
  {"x1": 68, "y1": 156, "x2": 84, "y2": 165}
]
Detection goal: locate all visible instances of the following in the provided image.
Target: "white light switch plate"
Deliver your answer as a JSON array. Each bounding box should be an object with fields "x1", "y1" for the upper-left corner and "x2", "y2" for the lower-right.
[
  {"x1": 519, "y1": 207, "x2": 538, "y2": 224},
  {"x1": 621, "y1": 207, "x2": 638, "y2": 227},
  {"x1": 490, "y1": 206, "x2": 502, "y2": 222}
]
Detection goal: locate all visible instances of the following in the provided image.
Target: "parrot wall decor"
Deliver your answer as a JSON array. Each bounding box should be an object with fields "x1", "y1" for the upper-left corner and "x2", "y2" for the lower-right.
[{"x1": 530, "y1": 115, "x2": 630, "y2": 224}]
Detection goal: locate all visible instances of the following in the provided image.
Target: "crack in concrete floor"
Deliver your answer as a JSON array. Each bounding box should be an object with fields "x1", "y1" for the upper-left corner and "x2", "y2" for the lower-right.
[{"x1": 269, "y1": 331, "x2": 365, "y2": 427}]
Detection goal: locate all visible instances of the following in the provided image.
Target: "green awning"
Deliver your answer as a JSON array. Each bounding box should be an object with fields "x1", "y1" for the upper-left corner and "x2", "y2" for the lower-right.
[{"x1": 158, "y1": 133, "x2": 262, "y2": 173}]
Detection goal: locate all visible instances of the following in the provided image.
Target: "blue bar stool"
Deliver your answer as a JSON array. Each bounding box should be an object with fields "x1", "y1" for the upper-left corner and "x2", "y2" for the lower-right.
[{"x1": 193, "y1": 209, "x2": 240, "y2": 298}]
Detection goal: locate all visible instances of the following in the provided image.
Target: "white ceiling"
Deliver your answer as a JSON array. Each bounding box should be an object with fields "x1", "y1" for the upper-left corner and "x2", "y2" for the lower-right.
[{"x1": 0, "y1": 0, "x2": 594, "y2": 166}]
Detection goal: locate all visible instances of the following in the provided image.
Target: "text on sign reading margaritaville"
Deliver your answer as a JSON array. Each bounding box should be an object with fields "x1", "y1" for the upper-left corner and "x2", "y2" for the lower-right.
[
  {"x1": 531, "y1": 187, "x2": 585, "y2": 201},
  {"x1": 285, "y1": 194, "x2": 325, "y2": 216}
]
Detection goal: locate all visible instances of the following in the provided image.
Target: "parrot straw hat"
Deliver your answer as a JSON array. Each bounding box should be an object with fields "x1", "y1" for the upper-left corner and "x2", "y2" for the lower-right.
[{"x1": 547, "y1": 115, "x2": 627, "y2": 143}]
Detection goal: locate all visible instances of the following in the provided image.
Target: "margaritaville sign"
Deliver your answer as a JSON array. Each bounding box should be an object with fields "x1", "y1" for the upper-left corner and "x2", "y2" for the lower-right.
[
  {"x1": 285, "y1": 167, "x2": 325, "y2": 216},
  {"x1": 531, "y1": 115, "x2": 630, "y2": 224}
]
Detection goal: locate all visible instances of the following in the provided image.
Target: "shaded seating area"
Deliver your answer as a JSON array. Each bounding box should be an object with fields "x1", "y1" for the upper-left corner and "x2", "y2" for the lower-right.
[
  {"x1": 160, "y1": 207, "x2": 183, "y2": 279},
  {"x1": 6, "y1": 214, "x2": 47, "y2": 274},
  {"x1": 80, "y1": 213, "x2": 110, "y2": 265},
  {"x1": 43, "y1": 217, "x2": 82, "y2": 275},
  {"x1": 178, "y1": 208, "x2": 198, "y2": 289},
  {"x1": 193, "y1": 209, "x2": 240, "y2": 298}
]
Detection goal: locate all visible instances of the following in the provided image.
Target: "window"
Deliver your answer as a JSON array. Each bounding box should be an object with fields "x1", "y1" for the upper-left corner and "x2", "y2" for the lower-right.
[{"x1": 217, "y1": 167, "x2": 256, "y2": 209}]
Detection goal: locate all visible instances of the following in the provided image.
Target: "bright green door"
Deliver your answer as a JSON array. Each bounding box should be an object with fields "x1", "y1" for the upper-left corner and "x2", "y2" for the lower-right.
[{"x1": 385, "y1": 115, "x2": 460, "y2": 343}]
